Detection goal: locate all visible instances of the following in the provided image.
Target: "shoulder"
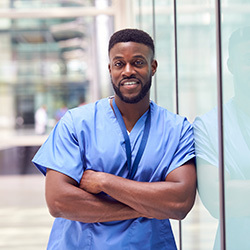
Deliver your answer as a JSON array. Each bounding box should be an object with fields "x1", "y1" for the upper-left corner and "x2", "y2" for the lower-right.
[
  {"x1": 150, "y1": 102, "x2": 193, "y2": 144},
  {"x1": 56, "y1": 98, "x2": 112, "y2": 136},
  {"x1": 194, "y1": 107, "x2": 217, "y2": 125},
  {"x1": 193, "y1": 98, "x2": 236, "y2": 139},
  {"x1": 193, "y1": 98, "x2": 234, "y2": 129},
  {"x1": 151, "y1": 101, "x2": 191, "y2": 127}
]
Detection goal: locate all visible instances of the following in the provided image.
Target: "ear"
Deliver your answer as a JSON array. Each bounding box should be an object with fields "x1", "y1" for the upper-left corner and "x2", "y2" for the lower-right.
[
  {"x1": 151, "y1": 59, "x2": 158, "y2": 76},
  {"x1": 108, "y1": 63, "x2": 113, "y2": 84},
  {"x1": 227, "y1": 58, "x2": 234, "y2": 75},
  {"x1": 108, "y1": 63, "x2": 111, "y2": 74}
]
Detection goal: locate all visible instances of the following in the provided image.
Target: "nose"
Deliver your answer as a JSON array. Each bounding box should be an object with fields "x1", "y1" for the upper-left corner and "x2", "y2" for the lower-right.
[{"x1": 122, "y1": 63, "x2": 136, "y2": 77}]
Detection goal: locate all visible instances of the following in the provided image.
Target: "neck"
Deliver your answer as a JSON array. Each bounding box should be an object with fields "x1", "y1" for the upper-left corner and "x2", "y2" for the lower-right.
[{"x1": 112, "y1": 95, "x2": 150, "y2": 132}]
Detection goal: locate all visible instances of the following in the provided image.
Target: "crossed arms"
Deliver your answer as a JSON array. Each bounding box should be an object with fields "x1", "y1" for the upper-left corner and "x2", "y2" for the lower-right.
[{"x1": 45, "y1": 159, "x2": 196, "y2": 223}]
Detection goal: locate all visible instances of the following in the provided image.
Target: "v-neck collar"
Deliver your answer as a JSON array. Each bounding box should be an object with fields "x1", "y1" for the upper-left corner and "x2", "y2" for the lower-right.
[{"x1": 103, "y1": 97, "x2": 150, "y2": 148}]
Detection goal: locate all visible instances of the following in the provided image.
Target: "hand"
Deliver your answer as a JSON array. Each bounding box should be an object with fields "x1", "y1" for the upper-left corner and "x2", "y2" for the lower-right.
[{"x1": 79, "y1": 170, "x2": 104, "y2": 194}]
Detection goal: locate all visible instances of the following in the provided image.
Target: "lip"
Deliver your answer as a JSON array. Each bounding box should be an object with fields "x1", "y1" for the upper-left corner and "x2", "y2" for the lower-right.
[
  {"x1": 123, "y1": 81, "x2": 138, "y2": 86},
  {"x1": 119, "y1": 79, "x2": 140, "y2": 86}
]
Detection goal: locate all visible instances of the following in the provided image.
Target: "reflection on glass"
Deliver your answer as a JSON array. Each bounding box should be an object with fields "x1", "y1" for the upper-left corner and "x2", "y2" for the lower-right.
[{"x1": 194, "y1": 26, "x2": 250, "y2": 250}]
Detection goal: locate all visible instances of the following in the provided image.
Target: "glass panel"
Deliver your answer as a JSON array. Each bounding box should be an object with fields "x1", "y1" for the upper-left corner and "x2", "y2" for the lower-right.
[
  {"x1": 220, "y1": 1, "x2": 250, "y2": 249},
  {"x1": 153, "y1": 1, "x2": 175, "y2": 112},
  {"x1": 180, "y1": 1, "x2": 219, "y2": 250}
]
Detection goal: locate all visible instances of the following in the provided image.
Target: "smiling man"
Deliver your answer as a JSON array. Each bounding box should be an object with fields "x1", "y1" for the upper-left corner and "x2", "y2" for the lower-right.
[
  {"x1": 109, "y1": 36, "x2": 156, "y2": 105},
  {"x1": 32, "y1": 29, "x2": 196, "y2": 250}
]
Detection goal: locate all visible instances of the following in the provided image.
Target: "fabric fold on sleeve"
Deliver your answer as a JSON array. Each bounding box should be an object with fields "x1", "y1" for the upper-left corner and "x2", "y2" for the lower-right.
[
  {"x1": 32, "y1": 111, "x2": 84, "y2": 183},
  {"x1": 167, "y1": 118, "x2": 195, "y2": 175}
]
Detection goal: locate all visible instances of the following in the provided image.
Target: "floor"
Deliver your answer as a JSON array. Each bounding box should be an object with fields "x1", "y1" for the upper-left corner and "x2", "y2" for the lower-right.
[{"x1": 0, "y1": 175, "x2": 53, "y2": 250}]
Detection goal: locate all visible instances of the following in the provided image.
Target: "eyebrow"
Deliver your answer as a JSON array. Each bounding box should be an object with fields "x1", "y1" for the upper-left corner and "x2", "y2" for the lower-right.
[{"x1": 112, "y1": 55, "x2": 147, "y2": 61}]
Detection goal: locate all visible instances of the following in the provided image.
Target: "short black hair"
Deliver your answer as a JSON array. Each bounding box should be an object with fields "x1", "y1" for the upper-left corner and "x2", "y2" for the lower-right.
[
  {"x1": 228, "y1": 26, "x2": 250, "y2": 58},
  {"x1": 108, "y1": 28, "x2": 155, "y2": 57}
]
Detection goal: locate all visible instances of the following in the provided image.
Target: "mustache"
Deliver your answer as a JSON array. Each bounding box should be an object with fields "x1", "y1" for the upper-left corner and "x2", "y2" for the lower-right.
[{"x1": 122, "y1": 75, "x2": 136, "y2": 80}]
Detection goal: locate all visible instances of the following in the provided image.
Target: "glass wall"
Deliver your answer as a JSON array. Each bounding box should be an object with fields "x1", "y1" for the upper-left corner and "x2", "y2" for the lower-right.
[
  {"x1": 194, "y1": 1, "x2": 250, "y2": 250},
  {"x1": 177, "y1": 2, "x2": 218, "y2": 249}
]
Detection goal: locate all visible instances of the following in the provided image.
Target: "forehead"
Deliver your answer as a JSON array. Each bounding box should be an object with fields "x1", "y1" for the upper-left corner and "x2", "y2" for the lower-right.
[{"x1": 109, "y1": 42, "x2": 153, "y2": 60}]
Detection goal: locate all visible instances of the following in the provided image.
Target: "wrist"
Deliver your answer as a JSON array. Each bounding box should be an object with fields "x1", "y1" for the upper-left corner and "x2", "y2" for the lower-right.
[{"x1": 98, "y1": 172, "x2": 109, "y2": 192}]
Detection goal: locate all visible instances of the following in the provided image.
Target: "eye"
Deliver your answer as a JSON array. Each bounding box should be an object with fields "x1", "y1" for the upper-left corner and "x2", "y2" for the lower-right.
[
  {"x1": 113, "y1": 61, "x2": 124, "y2": 68},
  {"x1": 134, "y1": 60, "x2": 145, "y2": 67}
]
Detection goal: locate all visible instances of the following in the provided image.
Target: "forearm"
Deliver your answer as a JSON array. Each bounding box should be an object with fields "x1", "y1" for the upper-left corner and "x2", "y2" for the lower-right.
[
  {"x1": 51, "y1": 186, "x2": 140, "y2": 223},
  {"x1": 99, "y1": 173, "x2": 191, "y2": 220},
  {"x1": 80, "y1": 162, "x2": 196, "y2": 220},
  {"x1": 46, "y1": 170, "x2": 141, "y2": 223}
]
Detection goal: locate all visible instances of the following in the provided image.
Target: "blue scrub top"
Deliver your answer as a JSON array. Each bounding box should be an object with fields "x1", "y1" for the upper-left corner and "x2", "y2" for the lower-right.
[{"x1": 33, "y1": 97, "x2": 195, "y2": 250}]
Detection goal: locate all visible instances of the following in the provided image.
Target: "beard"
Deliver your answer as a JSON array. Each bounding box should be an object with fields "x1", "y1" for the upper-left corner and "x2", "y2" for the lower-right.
[{"x1": 111, "y1": 76, "x2": 152, "y2": 104}]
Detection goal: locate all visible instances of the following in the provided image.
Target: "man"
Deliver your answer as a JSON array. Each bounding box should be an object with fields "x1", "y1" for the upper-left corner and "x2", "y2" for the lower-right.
[
  {"x1": 34, "y1": 105, "x2": 47, "y2": 135},
  {"x1": 194, "y1": 26, "x2": 250, "y2": 249},
  {"x1": 33, "y1": 28, "x2": 196, "y2": 249}
]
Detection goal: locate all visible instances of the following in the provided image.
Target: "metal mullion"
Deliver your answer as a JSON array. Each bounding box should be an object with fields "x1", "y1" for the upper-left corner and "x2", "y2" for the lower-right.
[
  {"x1": 215, "y1": 0, "x2": 226, "y2": 249},
  {"x1": 173, "y1": 0, "x2": 181, "y2": 249},
  {"x1": 173, "y1": 0, "x2": 179, "y2": 115},
  {"x1": 152, "y1": 0, "x2": 157, "y2": 103}
]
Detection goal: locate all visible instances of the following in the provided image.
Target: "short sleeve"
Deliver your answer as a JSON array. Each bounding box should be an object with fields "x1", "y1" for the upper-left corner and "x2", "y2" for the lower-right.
[
  {"x1": 193, "y1": 115, "x2": 218, "y2": 167},
  {"x1": 167, "y1": 118, "x2": 195, "y2": 175},
  {"x1": 32, "y1": 111, "x2": 84, "y2": 183}
]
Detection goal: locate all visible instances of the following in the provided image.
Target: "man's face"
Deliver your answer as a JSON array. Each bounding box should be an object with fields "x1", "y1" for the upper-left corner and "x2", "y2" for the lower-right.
[
  {"x1": 229, "y1": 41, "x2": 250, "y2": 97},
  {"x1": 108, "y1": 42, "x2": 157, "y2": 104}
]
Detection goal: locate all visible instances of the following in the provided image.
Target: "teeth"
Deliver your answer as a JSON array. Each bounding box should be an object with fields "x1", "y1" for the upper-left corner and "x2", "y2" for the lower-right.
[{"x1": 123, "y1": 81, "x2": 137, "y2": 86}]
